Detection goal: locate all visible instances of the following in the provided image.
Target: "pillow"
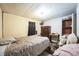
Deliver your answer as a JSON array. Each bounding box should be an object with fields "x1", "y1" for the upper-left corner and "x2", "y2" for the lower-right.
[
  {"x1": 67, "y1": 33, "x2": 78, "y2": 44},
  {"x1": 5, "y1": 37, "x2": 16, "y2": 43},
  {"x1": 0, "y1": 37, "x2": 16, "y2": 45},
  {"x1": 59, "y1": 35, "x2": 68, "y2": 46}
]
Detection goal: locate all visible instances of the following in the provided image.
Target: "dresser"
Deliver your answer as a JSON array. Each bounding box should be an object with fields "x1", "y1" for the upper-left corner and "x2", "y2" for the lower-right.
[{"x1": 41, "y1": 26, "x2": 51, "y2": 40}]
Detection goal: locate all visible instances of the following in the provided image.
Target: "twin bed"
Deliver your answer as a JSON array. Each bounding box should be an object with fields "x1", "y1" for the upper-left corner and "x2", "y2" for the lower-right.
[
  {"x1": 53, "y1": 33, "x2": 79, "y2": 56},
  {"x1": 0, "y1": 35, "x2": 50, "y2": 56}
]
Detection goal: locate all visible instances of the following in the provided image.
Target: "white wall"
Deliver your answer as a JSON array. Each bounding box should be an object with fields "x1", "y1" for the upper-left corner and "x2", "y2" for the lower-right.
[
  {"x1": 43, "y1": 15, "x2": 72, "y2": 36},
  {"x1": 3, "y1": 13, "x2": 41, "y2": 38},
  {"x1": 0, "y1": 8, "x2": 2, "y2": 39},
  {"x1": 77, "y1": 4, "x2": 79, "y2": 37}
]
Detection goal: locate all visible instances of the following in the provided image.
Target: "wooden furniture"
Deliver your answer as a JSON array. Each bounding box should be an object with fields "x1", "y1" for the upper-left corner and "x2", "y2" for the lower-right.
[
  {"x1": 62, "y1": 18, "x2": 72, "y2": 35},
  {"x1": 41, "y1": 26, "x2": 51, "y2": 39}
]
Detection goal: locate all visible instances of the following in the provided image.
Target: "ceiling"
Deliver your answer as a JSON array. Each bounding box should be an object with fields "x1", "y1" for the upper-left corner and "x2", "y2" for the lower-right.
[{"x1": 0, "y1": 3, "x2": 77, "y2": 21}]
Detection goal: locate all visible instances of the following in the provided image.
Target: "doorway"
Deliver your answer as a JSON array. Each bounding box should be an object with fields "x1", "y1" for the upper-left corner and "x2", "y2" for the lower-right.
[
  {"x1": 28, "y1": 22, "x2": 36, "y2": 36},
  {"x1": 62, "y1": 18, "x2": 72, "y2": 35}
]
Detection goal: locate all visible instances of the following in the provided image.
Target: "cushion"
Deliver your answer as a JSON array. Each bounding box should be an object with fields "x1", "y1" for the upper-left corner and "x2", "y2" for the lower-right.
[
  {"x1": 0, "y1": 37, "x2": 16, "y2": 45},
  {"x1": 67, "y1": 33, "x2": 78, "y2": 44}
]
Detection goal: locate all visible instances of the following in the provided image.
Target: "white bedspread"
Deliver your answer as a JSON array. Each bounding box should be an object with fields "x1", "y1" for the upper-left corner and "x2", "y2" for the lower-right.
[{"x1": 4, "y1": 35, "x2": 50, "y2": 56}]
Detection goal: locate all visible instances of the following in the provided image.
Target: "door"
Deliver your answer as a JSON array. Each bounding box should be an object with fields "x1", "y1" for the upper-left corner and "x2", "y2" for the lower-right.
[
  {"x1": 28, "y1": 22, "x2": 36, "y2": 36},
  {"x1": 62, "y1": 18, "x2": 72, "y2": 35}
]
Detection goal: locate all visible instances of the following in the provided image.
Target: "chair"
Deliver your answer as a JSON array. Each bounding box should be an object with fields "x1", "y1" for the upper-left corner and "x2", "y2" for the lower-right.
[{"x1": 50, "y1": 33, "x2": 59, "y2": 53}]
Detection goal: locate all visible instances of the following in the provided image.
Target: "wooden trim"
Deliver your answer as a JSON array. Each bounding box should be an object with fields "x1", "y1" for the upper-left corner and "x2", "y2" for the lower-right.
[{"x1": 2, "y1": 11, "x2": 3, "y2": 38}]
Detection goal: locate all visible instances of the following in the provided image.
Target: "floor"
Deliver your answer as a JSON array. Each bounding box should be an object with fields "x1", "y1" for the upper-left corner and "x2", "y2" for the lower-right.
[{"x1": 39, "y1": 50, "x2": 53, "y2": 56}]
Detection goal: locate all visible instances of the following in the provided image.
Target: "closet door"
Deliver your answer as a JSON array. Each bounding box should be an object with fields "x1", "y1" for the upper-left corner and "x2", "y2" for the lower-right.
[{"x1": 28, "y1": 22, "x2": 36, "y2": 36}]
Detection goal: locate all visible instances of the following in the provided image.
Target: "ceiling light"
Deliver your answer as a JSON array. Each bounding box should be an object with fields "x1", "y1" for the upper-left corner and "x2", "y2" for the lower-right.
[{"x1": 34, "y1": 6, "x2": 50, "y2": 18}]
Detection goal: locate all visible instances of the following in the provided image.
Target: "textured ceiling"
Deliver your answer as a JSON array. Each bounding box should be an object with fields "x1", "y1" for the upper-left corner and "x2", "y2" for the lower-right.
[{"x1": 0, "y1": 3, "x2": 77, "y2": 21}]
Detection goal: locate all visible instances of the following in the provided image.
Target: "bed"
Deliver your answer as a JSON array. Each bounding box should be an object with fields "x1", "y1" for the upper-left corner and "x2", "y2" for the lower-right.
[
  {"x1": 53, "y1": 44, "x2": 79, "y2": 56},
  {"x1": 0, "y1": 35, "x2": 50, "y2": 56}
]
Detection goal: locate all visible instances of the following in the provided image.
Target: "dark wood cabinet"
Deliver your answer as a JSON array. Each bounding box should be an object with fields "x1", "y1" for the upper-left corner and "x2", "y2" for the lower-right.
[{"x1": 41, "y1": 26, "x2": 51, "y2": 38}]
